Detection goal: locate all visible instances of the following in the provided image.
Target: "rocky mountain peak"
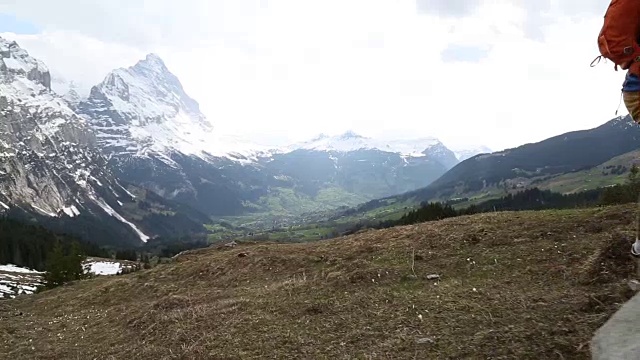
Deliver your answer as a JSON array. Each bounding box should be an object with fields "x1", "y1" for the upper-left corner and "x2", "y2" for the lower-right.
[
  {"x1": 338, "y1": 130, "x2": 364, "y2": 140},
  {"x1": 0, "y1": 37, "x2": 51, "y2": 90},
  {"x1": 0, "y1": 37, "x2": 154, "y2": 244},
  {"x1": 78, "y1": 53, "x2": 217, "y2": 158},
  {"x1": 311, "y1": 133, "x2": 330, "y2": 141},
  {"x1": 92, "y1": 53, "x2": 204, "y2": 121},
  {"x1": 135, "y1": 53, "x2": 168, "y2": 72}
]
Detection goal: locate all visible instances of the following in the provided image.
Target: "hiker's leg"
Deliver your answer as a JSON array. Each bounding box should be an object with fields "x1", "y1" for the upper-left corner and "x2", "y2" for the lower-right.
[{"x1": 623, "y1": 91, "x2": 640, "y2": 123}]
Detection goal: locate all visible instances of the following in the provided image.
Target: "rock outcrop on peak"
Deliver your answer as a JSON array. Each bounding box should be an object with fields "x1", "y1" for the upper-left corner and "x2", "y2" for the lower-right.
[{"x1": 78, "y1": 53, "x2": 213, "y2": 158}]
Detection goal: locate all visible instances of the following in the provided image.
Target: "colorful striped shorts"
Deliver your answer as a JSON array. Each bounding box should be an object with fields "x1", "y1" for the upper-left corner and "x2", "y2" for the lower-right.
[{"x1": 624, "y1": 91, "x2": 640, "y2": 123}]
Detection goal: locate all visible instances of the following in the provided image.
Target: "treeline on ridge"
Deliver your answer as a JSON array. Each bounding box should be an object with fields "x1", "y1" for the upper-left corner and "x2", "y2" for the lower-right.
[{"x1": 343, "y1": 174, "x2": 640, "y2": 234}]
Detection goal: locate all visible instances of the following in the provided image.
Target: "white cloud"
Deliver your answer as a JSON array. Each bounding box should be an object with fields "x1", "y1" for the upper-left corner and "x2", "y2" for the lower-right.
[
  {"x1": 0, "y1": 0, "x2": 628, "y2": 151},
  {"x1": 416, "y1": 0, "x2": 483, "y2": 17},
  {"x1": 0, "y1": 0, "x2": 263, "y2": 49}
]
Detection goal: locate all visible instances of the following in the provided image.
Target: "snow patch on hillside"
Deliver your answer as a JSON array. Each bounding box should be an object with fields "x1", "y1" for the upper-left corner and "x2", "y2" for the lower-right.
[
  {"x1": 0, "y1": 264, "x2": 43, "y2": 274},
  {"x1": 32, "y1": 205, "x2": 56, "y2": 217},
  {"x1": 84, "y1": 261, "x2": 121, "y2": 275},
  {"x1": 61, "y1": 205, "x2": 81, "y2": 217},
  {"x1": 83, "y1": 259, "x2": 140, "y2": 276},
  {"x1": 89, "y1": 193, "x2": 150, "y2": 242},
  {"x1": 0, "y1": 264, "x2": 44, "y2": 299}
]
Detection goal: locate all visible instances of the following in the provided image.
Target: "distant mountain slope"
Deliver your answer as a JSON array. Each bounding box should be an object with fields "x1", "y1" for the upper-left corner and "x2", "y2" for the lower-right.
[
  {"x1": 435, "y1": 116, "x2": 637, "y2": 187},
  {"x1": 79, "y1": 53, "x2": 212, "y2": 157},
  {"x1": 338, "y1": 116, "x2": 640, "y2": 216},
  {"x1": 530, "y1": 148, "x2": 640, "y2": 194},
  {"x1": 263, "y1": 147, "x2": 449, "y2": 203},
  {"x1": 406, "y1": 116, "x2": 640, "y2": 201},
  {"x1": 258, "y1": 131, "x2": 460, "y2": 207}
]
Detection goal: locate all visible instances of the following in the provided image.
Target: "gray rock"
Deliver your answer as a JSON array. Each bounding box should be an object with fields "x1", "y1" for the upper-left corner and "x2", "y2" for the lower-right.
[
  {"x1": 629, "y1": 280, "x2": 640, "y2": 292},
  {"x1": 416, "y1": 337, "x2": 435, "y2": 345},
  {"x1": 591, "y1": 292, "x2": 640, "y2": 359}
]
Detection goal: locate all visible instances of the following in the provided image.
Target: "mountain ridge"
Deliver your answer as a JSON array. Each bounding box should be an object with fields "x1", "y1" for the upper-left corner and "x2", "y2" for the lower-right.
[
  {"x1": 0, "y1": 37, "x2": 212, "y2": 246},
  {"x1": 279, "y1": 130, "x2": 443, "y2": 157}
]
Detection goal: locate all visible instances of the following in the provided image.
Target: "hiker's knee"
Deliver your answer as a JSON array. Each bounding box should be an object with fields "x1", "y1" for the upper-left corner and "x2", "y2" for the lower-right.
[{"x1": 623, "y1": 91, "x2": 640, "y2": 123}]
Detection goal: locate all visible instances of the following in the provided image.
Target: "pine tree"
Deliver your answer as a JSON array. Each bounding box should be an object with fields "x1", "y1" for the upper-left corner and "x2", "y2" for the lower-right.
[
  {"x1": 42, "y1": 241, "x2": 87, "y2": 289},
  {"x1": 66, "y1": 241, "x2": 86, "y2": 281},
  {"x1": 142, "y1": 253, "x2": 151, "y2": 269},
  {"x1": 43, "y1": 242, "x2": 66, "y2": 288}
]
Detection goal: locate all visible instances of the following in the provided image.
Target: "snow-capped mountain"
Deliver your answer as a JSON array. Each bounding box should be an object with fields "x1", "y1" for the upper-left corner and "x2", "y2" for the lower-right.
[
  {"x1": 0, "y1": 37, "x2": 212, "y2": 246},
  {"x1": 78, "y1": 53, "x2": 210, "y2": 156},
  {"x1": 283, "y1": 131, "x2": 439, "y2": 156},
  {"x1": 0, "y1": 37, "x2": 152, "y2": 243},
  {"x1": 449, "y1": 144, "x2": 492, "y2": 161},
  {"x1": 77, "y1": 53, "x2": 265, "y2": 163},
  {"x1": 280, "y1": 131, "x2": 459, "y2": 169},
  {"x1": 68, "y1": 54, "x2": 274, "y2": 216}
]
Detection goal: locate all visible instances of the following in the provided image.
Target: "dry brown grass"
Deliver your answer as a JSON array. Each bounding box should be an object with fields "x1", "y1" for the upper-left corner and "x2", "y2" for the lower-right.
[{"x1": 1, "y1": 205, "x2": 638, "y2": 359}]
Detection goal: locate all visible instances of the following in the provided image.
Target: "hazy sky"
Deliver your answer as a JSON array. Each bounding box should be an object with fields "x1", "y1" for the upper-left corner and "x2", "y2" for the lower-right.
[{"x1": 0, "y1": 0, "x2": 628, "y2": 151}]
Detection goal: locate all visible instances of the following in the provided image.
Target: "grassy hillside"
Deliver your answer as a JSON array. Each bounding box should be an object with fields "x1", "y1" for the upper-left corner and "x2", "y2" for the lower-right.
[
  {"x1": 340, "y1": 148, "x2": 640, "y2": 219},
  {"x1": 1, "y1": 204, "x2": 637, "y2": 359},
  {"x1": 341, "y1": 118, "x2": 640, "y2": 220},
  {"x1": 534, "y1": 149, "x2": 640, "y2": 194},
  {"x1": 437, "y1": 149, "x2": 640, "y2": 209},
  {"x1": 423, "y1": 116, "x2": 640, "y2": 197},
  {"x1": 248, "y1": 186, "x2": 370, "y2": 217}
]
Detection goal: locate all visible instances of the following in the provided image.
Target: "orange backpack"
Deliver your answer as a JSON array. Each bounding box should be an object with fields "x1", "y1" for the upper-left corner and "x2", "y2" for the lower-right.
[{"x1": 591, "y1": 0, "x2": 640, "y2": 76}]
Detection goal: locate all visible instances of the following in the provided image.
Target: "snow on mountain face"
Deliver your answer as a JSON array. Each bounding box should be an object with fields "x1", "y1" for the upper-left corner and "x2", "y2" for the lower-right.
[
  {"x1": 50, "y1": 74, "x2": 85, "y2": 106},
  {"x1": 78, "y1": 53, "x2": 257, "y2": 161},
  {"x1": 0, "y1": 37, "x2": 149, "y2": 243},
  {"x1": 283, "y1": 131, "x2": 443, "y2": 157},
  {"x1": 0, "y1": 40, "x2": 50, "y2": 90},
  {"x1": 450, "y1": 145, "x2": 492, "y2": 161},
  {"x1": 0, "y1": 39, "x2": 77, "y2": 131},
  {"x1": 278, "y1": 131, "x2": 460, "y2": 169}
]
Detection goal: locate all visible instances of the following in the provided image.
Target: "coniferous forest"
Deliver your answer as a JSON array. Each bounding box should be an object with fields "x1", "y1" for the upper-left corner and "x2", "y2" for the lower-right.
[{"x1": 0, "y1": 218, "x2": 109, "y2": 271}]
